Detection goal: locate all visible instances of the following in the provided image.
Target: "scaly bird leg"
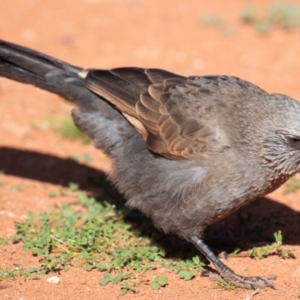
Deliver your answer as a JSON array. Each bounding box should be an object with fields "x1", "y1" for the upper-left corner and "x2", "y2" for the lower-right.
[{"x1": 190, "y1": 235, "x2": 274, "y2": 289}]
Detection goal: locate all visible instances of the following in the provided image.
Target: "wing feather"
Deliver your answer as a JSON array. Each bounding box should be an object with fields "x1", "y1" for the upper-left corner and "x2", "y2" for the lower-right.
[{"x1": 83, "y1": 68, "x2": 266, "y2": 160}]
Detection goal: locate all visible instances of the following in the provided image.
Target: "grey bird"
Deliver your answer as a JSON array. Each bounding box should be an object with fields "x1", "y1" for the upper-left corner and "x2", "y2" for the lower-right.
[{"x1": 1, "y1": 40, "x2": 300, "y2": 290}]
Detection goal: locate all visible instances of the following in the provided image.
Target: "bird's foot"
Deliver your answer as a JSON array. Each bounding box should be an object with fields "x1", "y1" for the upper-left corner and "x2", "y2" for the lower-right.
[
  {"x1": 190, "y1": 235, "x2": 275, "y2": 290},
  {"x1": 209, "y1": 268, "x2": 274, "y2": 290},
  {"x1": 202, "y1": 268, "x2": 274, "y2": 289}
]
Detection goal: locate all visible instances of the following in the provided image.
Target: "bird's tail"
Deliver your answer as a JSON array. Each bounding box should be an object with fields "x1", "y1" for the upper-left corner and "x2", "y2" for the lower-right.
[
  {"x1": 0, "y1": 40, "x2": 140, "y2": 156},
  {"x1": 0, "y1": 40, "x2": 87, "y2": 102}
]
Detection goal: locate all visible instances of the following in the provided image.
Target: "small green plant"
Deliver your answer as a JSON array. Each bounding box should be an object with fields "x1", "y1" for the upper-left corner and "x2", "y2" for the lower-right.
[
  {"x1": 201, "y1": 14, "x2": 235, "y2": 36},
  {"x1": 284, "y1": 176, "x2": 300, "y2": 194},
  {"x1": 69, "y1": 153, "x2": 93, "y2": 164},
  {"x1": 0, "y1": 267, "x2": 39, "y2": 281},
  {"x1": 10, "y1": 184, "x2": 26, "y2": 192},
  {"x1": 241, "y1": 3, "x2": 300, "y2": 34},
  {"x1": 68, "y1": 182, "x2": 79, "y2": 192},
  {"x1": 99, "y1": 272, "x2": 132, "y2": 286},
  {"x1": 241, "y1": 4, "x2": 257, "y2": 23},
  {"x1": 48, "y1": 115, "x2": 90, "y2": 144},
  {"x1": 58, "y1": 182, "x2": 80, "y2": 196},
  {"x1": 48, "y1": 191, "x2": 57, "y2": 198},
  {"x1": 178, "y1": 270, "x2": 195, "y2": 281},
  {"x1": 120, "y1": 282, "x2": 137, "y2": 295},
  {"x1": 83, "y1": 153, "x2": 93, "y2": 164},
  {"x1": 0, "y1": 267, "x2": 22, "y2": 281},
  {"x1": 231, "y1": 231, "x2": 295, "y2": 259},
  {"x1": 70, "y1": 155, "x2": 80, "y2": 163},
  {"x1": 201, "y1": 14, "x2": 223, "y2": 27},
  {"x1": 0, "y1": 170, "x2": 5, "y2": 186},
  {"x1": 150, "y1": 274, "x2": 168, "y2": 290},
  {"x1": 0, "y1": 235, "x2": 8, "y2": 245},
  {"x1": 58, "y1": 117, "x2": 90, "y2": 143},
  {"x1": 255, "y1": 21, "x2": 272, "y2": 34},
  {"x1": 268, "y1": 3, "x2": 300, "y2": 29}
]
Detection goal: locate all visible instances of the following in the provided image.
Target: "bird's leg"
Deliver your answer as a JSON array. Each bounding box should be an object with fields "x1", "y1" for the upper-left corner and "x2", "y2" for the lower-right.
[{"x1": 190, "y1": 235, "x2": 274, "y2": 289}]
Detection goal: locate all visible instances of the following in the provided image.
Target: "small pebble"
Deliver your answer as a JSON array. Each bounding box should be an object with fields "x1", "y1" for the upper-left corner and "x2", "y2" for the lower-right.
[{"x1": 46, "y1": 276, "x2": 60, "y2": 284}]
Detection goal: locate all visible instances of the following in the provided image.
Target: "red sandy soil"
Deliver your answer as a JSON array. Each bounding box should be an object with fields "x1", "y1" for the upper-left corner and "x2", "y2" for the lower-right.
[{"x1": 1, "y1": 0, "x2": 300, "y2": 299}]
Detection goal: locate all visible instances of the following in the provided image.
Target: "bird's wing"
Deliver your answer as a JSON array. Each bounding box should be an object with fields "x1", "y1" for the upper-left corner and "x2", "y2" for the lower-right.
[{"x1": 84, "y1": 69, "x2": 255, "y2": 160}]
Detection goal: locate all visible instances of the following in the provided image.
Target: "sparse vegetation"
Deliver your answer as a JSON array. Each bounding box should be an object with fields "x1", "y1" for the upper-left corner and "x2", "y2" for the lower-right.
[
  {"x1": 0, "y1": 170, "x2": 4, "y2": 186},
  {"x1": 70, "y1": 155, "x2": 80, "y2": 163},
  {"x1": 8, "y1": 191, "x2": 205, "y2": 294},
  {"x1": 10, "y1": 184, "x2": 27, "y2": 192},
  {"x1": 83, "y1": 153, "x2": 93, "y2": 164},
  {"x1": 284, "y1": 176, "x2": 300, "y2": 194},
  {"x1": 69, "y1": 153, "x2": 93, "y2": 164},
  {"x1": 0, "y1": 235, "x2": 8, "y2": 245},
  {"x1": 241, "y1": 3, "x2": 300, "y2": 34},
  {"x1": 57, "y1": 116, "x2": 90, "y2": 143},
  {"x1": 150, "y1": 274, "x2": 168, "y2": 290},
  {"x1": 0, "y1": 182, "x2": 295, "y2": 294},
  {"x1": 48, "y1": 115, "x2": 90, "y2": 144},
  {"x1": 201, "y1": 14, "x2": 235, "y2": 36},
  {"x1": 201, "y1": 14, "x2": 223, "y2": 27},
  {"x1": 48, "y1": 191, "x2": 57, "y2": 198},
  {"x1": 202, "y1": 3, "x2": 300, "y2": 36},
  {"x1": 231, "y1": 231, "x2": 295, "y2": 260},
  {"x1": 0, "y1": 267, "x2": 39, "y2": 281}
]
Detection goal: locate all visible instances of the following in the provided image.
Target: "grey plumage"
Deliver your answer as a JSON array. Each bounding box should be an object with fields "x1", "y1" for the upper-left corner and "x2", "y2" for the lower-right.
[{"x1": 1, "y1": 40, "x2": 300, "y2": 289}]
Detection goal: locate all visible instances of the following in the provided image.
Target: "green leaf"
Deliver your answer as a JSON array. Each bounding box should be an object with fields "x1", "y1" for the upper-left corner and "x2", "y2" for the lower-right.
[
  {"x1": 99, "y1": 277, "x2": 111, "y2": 286},
  {"x1": 120, "y1": 288, "x2": 128, "y2": 295},
  {"x1": 158, "y1": 276, "x2": 168, "y2": 286},
  {"x1": 192, "y1": 256, "x2": 200, "y2": 264},
  {"x1": 179, "y1": 270, "x2": 195, "y2": 281},
  {"x1": 151, "y1": 282, "x2": 160, "y2": 290}
]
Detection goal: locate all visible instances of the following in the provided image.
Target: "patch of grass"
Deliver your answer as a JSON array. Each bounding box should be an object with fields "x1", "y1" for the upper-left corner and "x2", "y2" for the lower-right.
[
  {"x1": 58, "y1": 182, "x2": 80, "y2": 196},
  {"x1": 241, "y1": 3, "x2": 300, "y2": 34},
  {"x1": 120, "y1": 282, "x2": 137, "y2": 295},
  {"x1": 49, "y1": 115, "x2": 90, "y2": 144},
  {"x1": 48, "y1": 191, "x2": 57, "y2": 198},
  {"x1": 268, "y1": 3, "x2": 300, "y2": 29},
  {"x1": 231, "y1": 231, "x2": 295, "y2": 259},
  {"x1": 10, "y1": 191, "x2": 205, "y2": 294},
  {"x1": 284, "y1": 176, "x2": 300, "y2": 194},
  {"x1": 241, "y1": 4, "x2": 257, "y2": 24},
  {"x1": 178, "y1": 269, "x2": 195, "y2": 281},
  {"x1": 200, "y1": 14, "x2": 235, "y2": 37},
  {"x1": 0, "y1": 267, "x2": 40, "y2": 281},
  {"x1": 70, "y1": 155, "x2": 80, "y2": 163},
  {"x1": 0, "y1": 235, "x2": 8, "y2": 245},
  {"x1": 10, "y1": 184, "x2": 27, "y2": 192},
  {"x1": 68, "y1": 182, "x2": 79, "y2": 192},
  {"x1": 58, "y1": 117, "x2": 90, "y2": 143},
  {"x1": 83, "y1": 153, "x2": 93, "y2": 164},
  {"x1": 201, "y1": 14, "x2": 223, "y2": 27},
  {"x1": 0, "y1": 170, "x2": 5, "y2": 186},
  {"x1": 69, "y1": 153, "x2": 93, "y2": 164},
  {"x1": 150, "y1": 274, "x2": 168, "y2": 290}
]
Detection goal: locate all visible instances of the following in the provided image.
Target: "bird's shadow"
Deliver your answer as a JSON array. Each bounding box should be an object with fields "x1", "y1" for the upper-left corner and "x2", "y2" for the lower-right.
[
  {"x1": 0, "y1": 146, "x2": 103, "y2": 192},
  {"x1": 1, "y1": 146, "x2": 300, "y2": 261}
]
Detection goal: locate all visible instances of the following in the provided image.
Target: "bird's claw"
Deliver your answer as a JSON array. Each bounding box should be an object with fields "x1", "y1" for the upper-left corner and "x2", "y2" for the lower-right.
[{"x1": 201, "y1": 269, "x2": 275, "y2": 289}]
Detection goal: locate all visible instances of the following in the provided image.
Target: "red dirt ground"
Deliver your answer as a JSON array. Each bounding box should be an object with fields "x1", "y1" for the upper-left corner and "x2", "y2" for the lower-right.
[{"x1": 1, "y1": 0, "x2": 300, "y2": 299}]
